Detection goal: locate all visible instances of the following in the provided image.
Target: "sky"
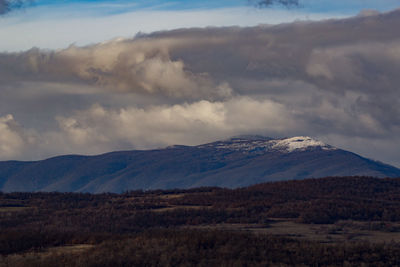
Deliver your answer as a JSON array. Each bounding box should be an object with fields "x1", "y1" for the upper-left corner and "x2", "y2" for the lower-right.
[
  {"x1": 1, "y1": 0, "x2": 400, "y2": 51},
  {"x1": 1, "y1": 0, "x2": 400, "y2": 168}
]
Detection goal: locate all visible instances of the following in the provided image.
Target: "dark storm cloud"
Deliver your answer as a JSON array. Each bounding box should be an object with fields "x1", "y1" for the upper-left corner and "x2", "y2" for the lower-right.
[
  {"x1": 0, "y1": 0, "x2": 33, "y2": 15},
  {"x1": 1, "y1": 9, "x2": 400, "y2": 166}
]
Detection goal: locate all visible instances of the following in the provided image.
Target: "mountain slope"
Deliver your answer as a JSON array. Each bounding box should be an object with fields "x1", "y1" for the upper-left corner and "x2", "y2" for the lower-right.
[{"x1": 1, "y1": 136, "x2": 399, "y2": 193}]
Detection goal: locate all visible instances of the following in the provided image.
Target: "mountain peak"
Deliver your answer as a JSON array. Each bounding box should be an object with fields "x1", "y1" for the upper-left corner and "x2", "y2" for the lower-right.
[
  {"x1": 1, "y1": 135, "x2": 399, "y2": 193},
  {"x1": 228, "y1": 135, "x2": 273, "y2": 141},
  {"x1": 199, "y1": 135, "x2": 335, "y2": 153},
  {"x1": 272, "y1": 136, "x2": 334, "y2": 152}
]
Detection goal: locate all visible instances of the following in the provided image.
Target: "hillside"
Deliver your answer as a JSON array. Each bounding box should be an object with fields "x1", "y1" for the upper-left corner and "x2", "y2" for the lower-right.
[
  {"x1": 1, "y1": 136, "x2": 399, "y2": 193},
  {"x1": 2, "y1": 176, "x2": 400, "y2": 266}
]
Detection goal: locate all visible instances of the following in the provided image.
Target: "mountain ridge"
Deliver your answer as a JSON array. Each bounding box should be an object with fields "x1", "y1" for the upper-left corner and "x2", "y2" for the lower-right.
[{"x1": 0, "y1": 136, "x2": 399, "y2": 193}]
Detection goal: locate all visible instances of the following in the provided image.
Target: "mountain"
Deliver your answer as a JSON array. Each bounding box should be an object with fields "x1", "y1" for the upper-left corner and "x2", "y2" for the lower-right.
[{"x1": 0, "y1": 136, "x2": 399, "y2": 193}]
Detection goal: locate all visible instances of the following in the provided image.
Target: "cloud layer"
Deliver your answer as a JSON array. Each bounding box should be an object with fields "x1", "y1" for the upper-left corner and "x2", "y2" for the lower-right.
[
  {"x1": 1, "y1": 39, "x2": 232, "y2": 100},
  {"x1": 1, "y1": 9, "x2": 400, "y2": 167}
]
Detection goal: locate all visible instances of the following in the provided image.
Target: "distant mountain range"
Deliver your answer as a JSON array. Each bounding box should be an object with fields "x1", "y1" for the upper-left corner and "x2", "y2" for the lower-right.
[{"x1": 0, "y1": 136, "x2": 399, "y2": 193}]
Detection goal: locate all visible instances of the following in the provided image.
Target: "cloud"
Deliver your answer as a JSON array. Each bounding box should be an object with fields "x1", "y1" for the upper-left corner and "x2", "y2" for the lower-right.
[
  {"x1": 2, "y1": 92, "x2": 395, "y2": 161},
  {"x1": 0, "y1": 39, "x2": 232, "y2": 100},
  {"x1": 54, "y1": 97, "x2": 294, "y2": 153},
  {"x1": 0, "y1": 0, "x2": 32, "y2": 15},
  {"x1": 0, "y1": 97, "x2": 295, "y2": 159},
  {"x1": 0, "y1": 114, "x2": 35, "y2": 158},
  {"x1": 306, "y1": 41, "x2": 400, "y2": 129},
  {"x1": 252, "y1": 0, "x2": 300, "y2": 8},
  {"x1": 0, "y1": 9, "x2": 400, "y2": 167}
]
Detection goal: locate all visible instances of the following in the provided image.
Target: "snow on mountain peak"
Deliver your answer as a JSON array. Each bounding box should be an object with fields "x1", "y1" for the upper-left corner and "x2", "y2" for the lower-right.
[
  {"x1": 271, "y1": 136, "x2": 334, "y2": 152},
  {"x1": 199, "y1": 135, "x2": 336, "y2": 153}
]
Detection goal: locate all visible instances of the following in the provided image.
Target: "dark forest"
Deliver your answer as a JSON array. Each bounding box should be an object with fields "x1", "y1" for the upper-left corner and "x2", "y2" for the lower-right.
[{"x1": 1, "y1": 176, "x2": 400, "y2": 266}]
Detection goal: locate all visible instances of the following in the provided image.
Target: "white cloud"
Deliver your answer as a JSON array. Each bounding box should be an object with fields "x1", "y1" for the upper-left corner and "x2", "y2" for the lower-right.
[
  {"x1": 0, "y1": 114, "x2": 34, "y2": 158},
  {"x1": 54, "y1": 97, "x2": 294, "y2": 154},
  {"x1": 1, "y1": 39, "x2": 232, "y2": 100}
]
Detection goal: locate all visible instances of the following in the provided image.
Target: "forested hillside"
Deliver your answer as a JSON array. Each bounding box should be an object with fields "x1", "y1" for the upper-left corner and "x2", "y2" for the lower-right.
[{"x1": 1, "y1": 176, "x2": 400, "y2": 266}]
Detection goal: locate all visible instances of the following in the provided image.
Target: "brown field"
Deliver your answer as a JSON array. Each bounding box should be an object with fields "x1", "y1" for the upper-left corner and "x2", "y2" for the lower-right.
[
  {"x1": 0, "y1": 245, "x2": 93, "y2": 267},
  {"x1": 0, "y1": 206, "x2": 31, "y2": 212},
  {"x1": 187, "y1": 219, "x2": 400, "y2": 244}
]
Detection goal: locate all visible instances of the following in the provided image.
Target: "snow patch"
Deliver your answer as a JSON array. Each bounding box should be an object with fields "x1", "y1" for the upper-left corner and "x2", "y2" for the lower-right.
[
  {"x1": 271, "y1": 136, "x2": 334, "y2": 152},
  {"x1": 199, "y1": 136, "x2": 336, "y2": 153}
]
